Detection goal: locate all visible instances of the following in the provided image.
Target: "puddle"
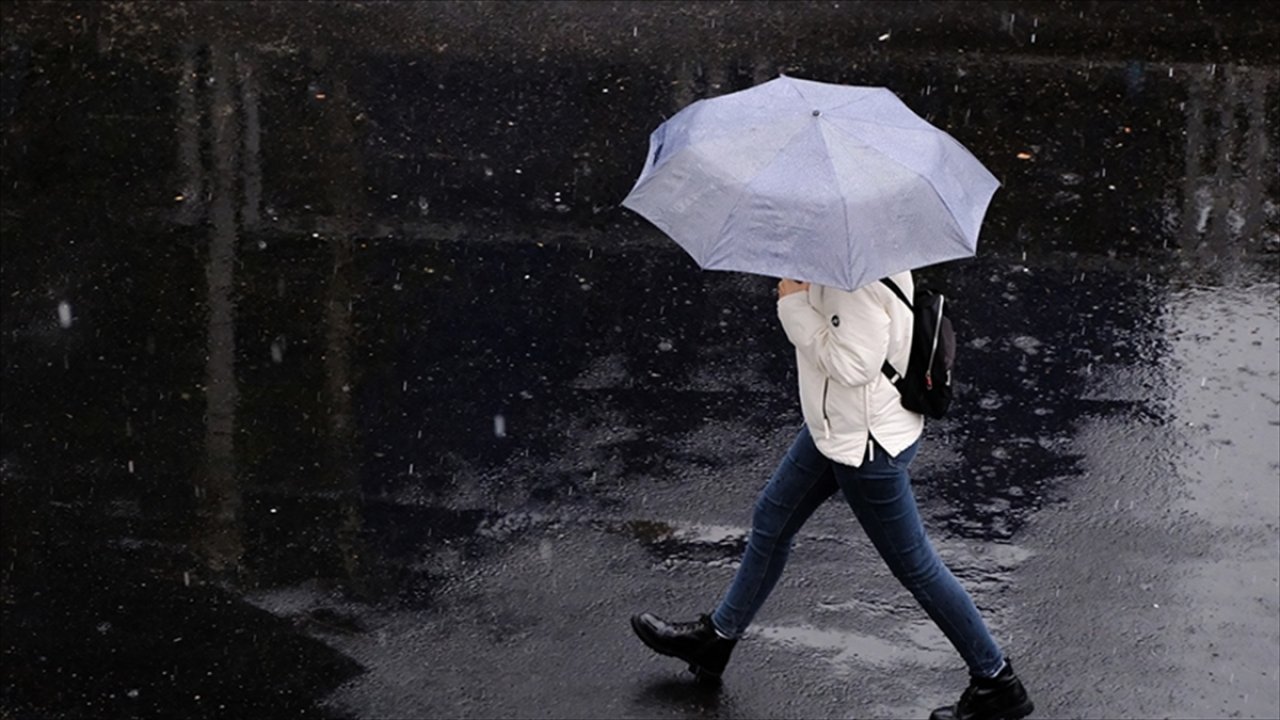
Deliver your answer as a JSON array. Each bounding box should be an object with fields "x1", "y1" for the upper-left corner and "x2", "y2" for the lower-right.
[
  {"x1": 754, "y1": 619, "x2": 953, "y2": 670},
  {"x1": 619, "y1": 519, "x2": 749, "y2": 565}
]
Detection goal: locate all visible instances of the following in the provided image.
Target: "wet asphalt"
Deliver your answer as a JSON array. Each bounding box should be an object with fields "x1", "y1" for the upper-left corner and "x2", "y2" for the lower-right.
[{"x1": 1, "y1": 2, "x2": 1278, "y2": 718}]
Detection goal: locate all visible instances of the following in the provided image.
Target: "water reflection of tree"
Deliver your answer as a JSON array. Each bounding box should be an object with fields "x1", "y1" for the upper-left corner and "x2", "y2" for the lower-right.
[
  {"x1": 181, "y1": 43, "x2": 371, "y2": 588},
  {"x1": 175, "y1": 43, "x2": 205, "y2": 226},
  {"x1": 315, "y1": 48, "x2": 367, "y2": 592},
  {"x1": 193, "y1": 45, "x2": 244, "y2": 573},
  {"x1": 1181, "y1": 64, "x2": 1276, "y2": 275}
]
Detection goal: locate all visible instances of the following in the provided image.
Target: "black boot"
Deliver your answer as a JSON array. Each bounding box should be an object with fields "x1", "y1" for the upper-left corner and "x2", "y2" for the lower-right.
[
  {"x1": 929, "y1": 661, "x2": 1034, "y2": 720},
  {"x1": 630, "y1": 612, "x2": 738, "y2": 683}
]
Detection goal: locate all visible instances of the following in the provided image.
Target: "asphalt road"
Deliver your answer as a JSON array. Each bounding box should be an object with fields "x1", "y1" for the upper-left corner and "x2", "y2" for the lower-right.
[{"x1": 2, "y1": 2, "x2": 1277, "y2": 718}]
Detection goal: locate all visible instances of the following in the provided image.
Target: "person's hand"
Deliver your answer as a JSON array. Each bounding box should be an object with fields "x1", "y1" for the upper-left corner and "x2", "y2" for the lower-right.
[{"x1": 777, "y1": 278, "x2": 810, "y2": 298}]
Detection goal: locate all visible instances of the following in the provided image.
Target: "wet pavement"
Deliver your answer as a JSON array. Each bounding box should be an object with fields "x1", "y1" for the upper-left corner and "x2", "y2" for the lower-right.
[{"x1": 2, "y1": 2, "x2": 1278, "y2": 718}]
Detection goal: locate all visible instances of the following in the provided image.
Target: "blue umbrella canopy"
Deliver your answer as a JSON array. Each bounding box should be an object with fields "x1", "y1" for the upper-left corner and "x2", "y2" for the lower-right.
[{"x1": 622, "y1": 75, "x2": 1000, "y2": 291}]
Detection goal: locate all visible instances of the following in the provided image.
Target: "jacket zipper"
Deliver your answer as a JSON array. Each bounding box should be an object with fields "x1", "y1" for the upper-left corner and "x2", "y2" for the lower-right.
[
  {"x1": 866, "y1": 385, "x2": 873, "y2": 461},
  {"x1": 821, "y1": 378, "x2": 831, "y2": 439},
  {"x1": 926, "y1": 295, "x2": 945, "y2": 390}
]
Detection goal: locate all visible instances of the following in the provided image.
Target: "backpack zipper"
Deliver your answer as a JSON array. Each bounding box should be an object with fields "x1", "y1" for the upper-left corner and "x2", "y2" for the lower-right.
[{"x1": 926, "y1": 295, "x2": 945, "y2": 390}]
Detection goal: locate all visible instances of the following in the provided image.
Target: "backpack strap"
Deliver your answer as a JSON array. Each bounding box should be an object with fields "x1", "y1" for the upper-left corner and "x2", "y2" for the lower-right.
[
  {"x1": 879, "y1": 278, "x2": 911, "y2": 383},
  {"x1": 879, "y1": 277, "x2": 913, "y2": 310},
  {"x1": 881, "y1": 359, "x2": 902, "y2": 383}
]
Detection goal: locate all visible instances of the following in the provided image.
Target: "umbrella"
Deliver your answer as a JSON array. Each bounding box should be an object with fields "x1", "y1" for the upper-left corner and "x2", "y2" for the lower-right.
[{"x1": 621, "y1": 75, "x2": 1000, "y2": 292}]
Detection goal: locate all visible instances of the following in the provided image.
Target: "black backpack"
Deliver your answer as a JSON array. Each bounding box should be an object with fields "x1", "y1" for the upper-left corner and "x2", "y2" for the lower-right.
[{"x1": 879, "y1": 278, "x2": 955, "y2": 419}]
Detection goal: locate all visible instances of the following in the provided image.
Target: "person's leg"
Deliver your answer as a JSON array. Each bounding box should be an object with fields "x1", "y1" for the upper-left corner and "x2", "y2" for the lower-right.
[
  {"x1": 833, "y1": 438, "x2": 1006, "y2": 677},
  {"x1": 835, "y1": 438, "x2": 1033, "y2": 720},
  {"x1": 710, "y1": 425, "x2": 838, "y2": 638},
  {"x1": 631, "y1": 426, "x2": 837, "y2": 681}
]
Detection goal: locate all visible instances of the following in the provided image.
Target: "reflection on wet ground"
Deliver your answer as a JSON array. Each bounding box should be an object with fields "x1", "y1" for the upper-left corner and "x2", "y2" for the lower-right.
[{"x1": 2, "y1": 2, "x2": 1278, "y2": 718}]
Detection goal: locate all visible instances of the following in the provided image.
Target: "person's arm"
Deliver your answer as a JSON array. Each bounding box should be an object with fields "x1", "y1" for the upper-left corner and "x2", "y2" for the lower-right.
[{"x1": 777, "y1": 282, "x2": 890, "y2": 388}]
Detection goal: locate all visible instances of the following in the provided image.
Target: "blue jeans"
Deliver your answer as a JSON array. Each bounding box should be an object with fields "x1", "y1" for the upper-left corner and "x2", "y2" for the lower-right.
[{"x1": 710, "y1": 426, "x2": 1006, "y2": 677}]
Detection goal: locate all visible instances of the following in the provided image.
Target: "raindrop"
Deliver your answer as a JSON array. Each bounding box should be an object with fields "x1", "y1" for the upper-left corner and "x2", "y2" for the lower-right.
[
  {"x1": 270, "y1": 336, "x2": 286, "y2": 364},
  {"x1": 494, "y1": 414, "x2": 507, "y2": 438},
  {"x1": 128, "y1": 460, "x2": 135, "y2": 474},
  {"x1": 57, "y1": 301, "x2": 73, "y2": 328},
  {"x1": 657, "y1": 340, "x2": 674, "y2": 352}
]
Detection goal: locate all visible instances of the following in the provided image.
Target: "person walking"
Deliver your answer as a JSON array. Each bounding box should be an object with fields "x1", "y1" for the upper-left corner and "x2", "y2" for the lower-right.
[{"x1": 630, "y1": 274, "x2": 1034, "y2": 720}]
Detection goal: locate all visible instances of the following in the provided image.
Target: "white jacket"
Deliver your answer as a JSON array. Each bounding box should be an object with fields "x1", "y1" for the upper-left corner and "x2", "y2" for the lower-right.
[{"x1": 776, "y1": 271, "x2": 924, "y2": 466}]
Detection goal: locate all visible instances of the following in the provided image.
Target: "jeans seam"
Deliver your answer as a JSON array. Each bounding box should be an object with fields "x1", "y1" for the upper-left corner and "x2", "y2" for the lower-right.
[{"x1": 867, "y1": 508, "x2": 988, "y2": 671}]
